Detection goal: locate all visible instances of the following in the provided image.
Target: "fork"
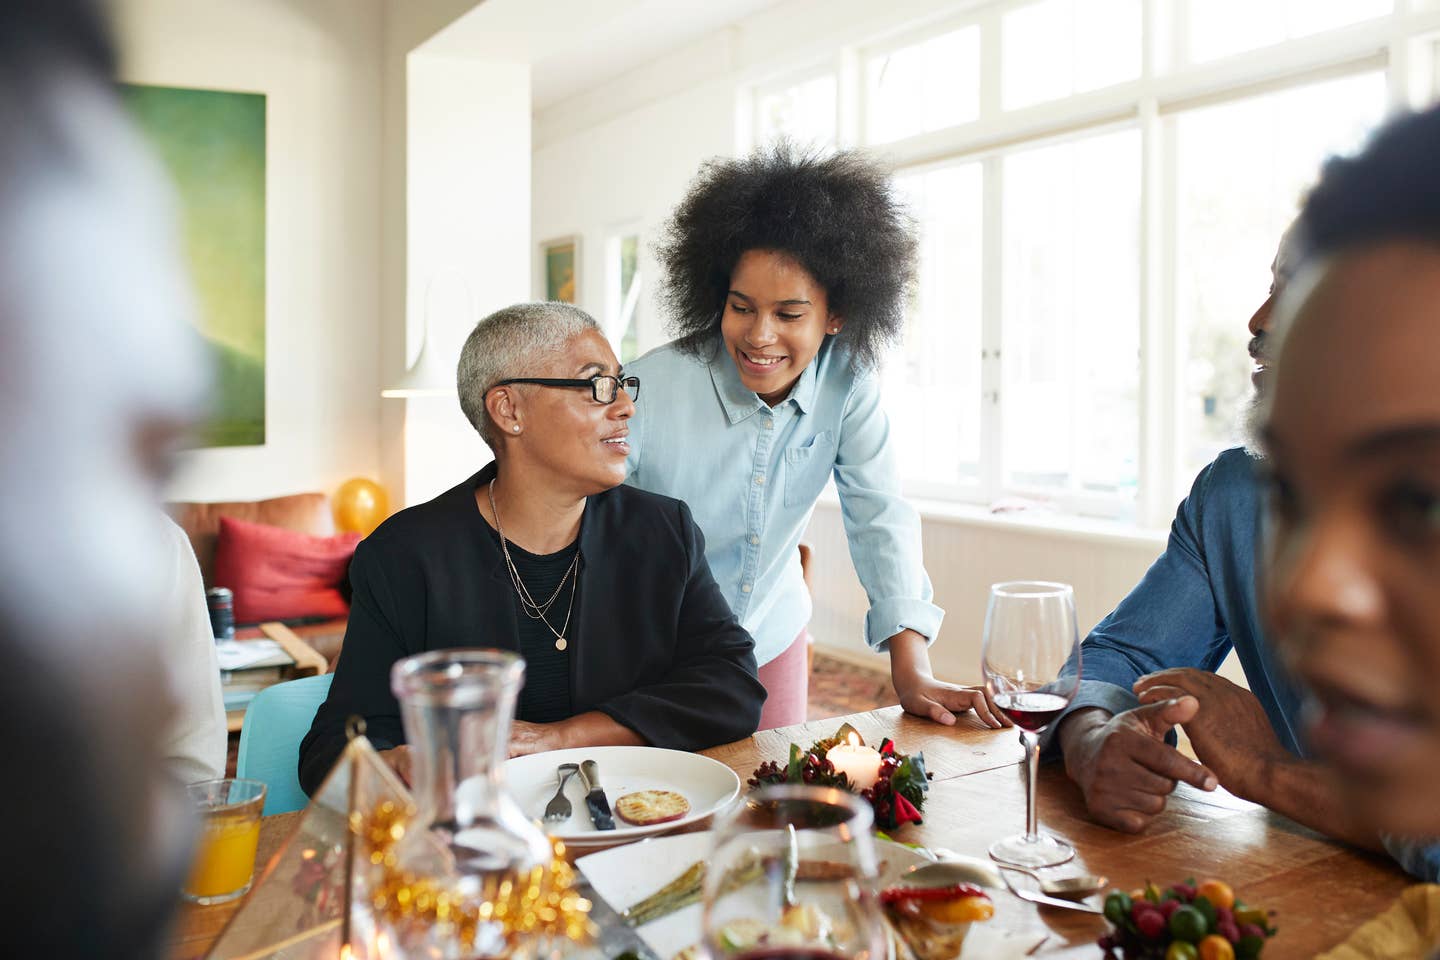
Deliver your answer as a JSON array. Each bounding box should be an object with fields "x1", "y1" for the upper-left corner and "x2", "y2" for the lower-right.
[{"x1": 543, "y1": 763, "x2": 580, "y2": 823}]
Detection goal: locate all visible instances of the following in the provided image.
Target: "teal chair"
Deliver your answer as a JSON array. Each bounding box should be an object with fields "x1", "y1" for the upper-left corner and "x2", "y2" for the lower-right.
[{"x1": 237, "y1": 673, "x2": 334, "y2": 815}]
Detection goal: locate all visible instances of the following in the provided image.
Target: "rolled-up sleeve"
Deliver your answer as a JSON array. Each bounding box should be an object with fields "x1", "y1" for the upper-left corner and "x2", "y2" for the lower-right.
[
  {"x1": 830, "y1": 371, "x2": 943, "y2": 650},
  {"x1": 593, "y1": 500, "x2": 766, "y2": 750},
  {"x1": 1045, "y1": 460, "x2": 1232, "y2": 754}
]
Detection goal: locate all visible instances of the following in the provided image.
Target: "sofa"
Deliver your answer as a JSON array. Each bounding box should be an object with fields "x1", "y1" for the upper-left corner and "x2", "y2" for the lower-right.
[{"x1": 168, "y1": 491, "x2": 350, "y2": 668}]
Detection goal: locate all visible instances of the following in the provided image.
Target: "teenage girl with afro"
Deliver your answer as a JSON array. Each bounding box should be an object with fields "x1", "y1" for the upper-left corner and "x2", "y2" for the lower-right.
[{"x1": 625, "y1": 144, "x2": 1009, "y2": 730}]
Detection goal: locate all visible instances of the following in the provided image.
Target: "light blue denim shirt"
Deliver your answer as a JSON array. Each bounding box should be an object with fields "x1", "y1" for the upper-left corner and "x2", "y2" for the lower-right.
[{"x1": 624, "y1": 336, "x2": 943, "y2": 666}]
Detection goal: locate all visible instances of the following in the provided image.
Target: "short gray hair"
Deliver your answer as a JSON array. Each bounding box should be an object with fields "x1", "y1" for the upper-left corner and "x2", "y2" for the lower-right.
[{"x1": 457, "y1": 301, "x2": 600, "y2": 448}]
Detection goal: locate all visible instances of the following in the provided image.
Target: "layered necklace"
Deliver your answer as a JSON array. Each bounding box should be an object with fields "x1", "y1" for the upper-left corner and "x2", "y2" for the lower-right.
[{"x1": 488, "y1": 480, "x2": 579, "y2": 652}]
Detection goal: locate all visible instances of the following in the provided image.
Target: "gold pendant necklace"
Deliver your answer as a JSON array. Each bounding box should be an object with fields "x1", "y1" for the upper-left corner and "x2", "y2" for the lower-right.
[{"x1": 489, "y1": 479, "x2": 578, "y2": 652}]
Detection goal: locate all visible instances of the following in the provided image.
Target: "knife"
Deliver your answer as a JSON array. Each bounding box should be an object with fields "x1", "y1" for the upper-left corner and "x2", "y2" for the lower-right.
[
  {"x1": 576, "y1": 874, "x2": 662, "y2": 960},
  {"x1": 580, "y1": 759, "x2": 617, "y2": 831},
  {"x1": 1000, "y1": 869, "x2": 1103, "y2": 914}
]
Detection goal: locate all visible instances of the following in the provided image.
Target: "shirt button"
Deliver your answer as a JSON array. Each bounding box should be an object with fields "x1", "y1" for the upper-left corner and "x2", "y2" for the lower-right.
[
  {"x1": 754, "y1": 475, "x2": 765, "y2": 485},
  {"x1": 762, "y1": 419, "x2": 774, "y2": 429},
  {"x1": 749, "y1": 534, "x2": 760, "y2": 545},
  {"x1": 741, "y1": 582, "x2": 753, "y2": 593}
]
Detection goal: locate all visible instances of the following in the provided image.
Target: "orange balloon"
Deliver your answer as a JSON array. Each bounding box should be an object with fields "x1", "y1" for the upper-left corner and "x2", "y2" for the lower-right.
[{"x1": 334, "y1": 477, "x2": 389, "y2": 536}]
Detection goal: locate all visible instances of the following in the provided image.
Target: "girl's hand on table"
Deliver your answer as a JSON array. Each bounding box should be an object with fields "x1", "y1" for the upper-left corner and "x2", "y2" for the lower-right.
[{"x1": 888, "y1": 629, "x2": 1011, "y2": 728}]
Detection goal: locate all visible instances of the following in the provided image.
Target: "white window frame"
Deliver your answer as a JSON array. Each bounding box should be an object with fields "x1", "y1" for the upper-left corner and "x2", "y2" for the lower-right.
[{"x1": 745, "y1": 0, "x2": 1440, "y2": 529}]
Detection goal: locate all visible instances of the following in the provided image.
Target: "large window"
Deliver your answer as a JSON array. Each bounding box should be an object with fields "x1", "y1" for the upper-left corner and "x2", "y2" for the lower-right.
[
  {"x1": 750, "y1": 0, "x2": 1440, "y2": 525},
  {"x1": 1172, "y1": 72, "x2": 1387, "y2": 486}
]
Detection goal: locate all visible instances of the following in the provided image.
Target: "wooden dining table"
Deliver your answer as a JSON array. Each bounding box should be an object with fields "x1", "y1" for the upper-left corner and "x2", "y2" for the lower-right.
[{"x1": 170, "y1": 705, "x2": 1411, "y2": 959}]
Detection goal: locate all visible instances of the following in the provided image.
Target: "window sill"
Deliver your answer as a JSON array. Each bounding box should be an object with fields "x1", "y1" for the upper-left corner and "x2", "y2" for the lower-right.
[{"x1": 814, "y1": 489, "x2": 1169, "y2": 549}]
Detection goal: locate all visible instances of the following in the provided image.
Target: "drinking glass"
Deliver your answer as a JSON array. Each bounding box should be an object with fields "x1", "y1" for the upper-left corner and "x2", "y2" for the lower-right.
[
  {"x1": 981, "y1": 581, "x2": 1082, "y2": 868},
  {"x1": 702, "y1": 784, "x2": 887, "y2": 960},
  {"x1": 183, "y1": 778, "x2": 267, "y2": 904}
]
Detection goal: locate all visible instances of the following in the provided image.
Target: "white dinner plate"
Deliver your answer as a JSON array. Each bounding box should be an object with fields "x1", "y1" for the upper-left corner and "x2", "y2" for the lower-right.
[{"x1": 504, "y1": 746, "x2": 741, "y2": 848}]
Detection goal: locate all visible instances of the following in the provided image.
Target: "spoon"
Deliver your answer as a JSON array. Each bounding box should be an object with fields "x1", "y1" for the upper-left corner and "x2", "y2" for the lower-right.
[
  {"x1": 900, "y1": 857, "x2": 1105, "y2": 914},
  {"x1": 1000, "y1": 864, "x2": 1108, "y2": 900}
]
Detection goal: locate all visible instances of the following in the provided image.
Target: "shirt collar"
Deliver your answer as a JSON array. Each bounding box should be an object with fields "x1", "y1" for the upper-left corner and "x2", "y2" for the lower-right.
[{"x1": 706, "y1": 340, "x2": 819, "y2": 422}]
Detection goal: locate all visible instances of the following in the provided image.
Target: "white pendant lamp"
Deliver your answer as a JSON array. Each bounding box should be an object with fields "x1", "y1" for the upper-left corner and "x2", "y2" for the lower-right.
[{"x1": 381, "y1": 275, "x2": 471, "y2": 398}]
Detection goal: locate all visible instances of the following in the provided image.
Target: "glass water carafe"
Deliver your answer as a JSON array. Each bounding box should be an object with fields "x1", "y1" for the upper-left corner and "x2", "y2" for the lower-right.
[{"x1": 382, "y1": 649, "x2": 552, "y2": 959}]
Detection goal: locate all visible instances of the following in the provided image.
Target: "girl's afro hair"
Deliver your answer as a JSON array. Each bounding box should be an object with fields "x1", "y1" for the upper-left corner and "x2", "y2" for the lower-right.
[{"x1": 654, "y1": 141, "x2": 918, "y2": 371}]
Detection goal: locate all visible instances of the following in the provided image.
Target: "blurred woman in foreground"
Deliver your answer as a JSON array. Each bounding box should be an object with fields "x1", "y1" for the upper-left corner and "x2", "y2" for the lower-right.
[{"x1": 1263, "y1": 104, "x2": 1440, "y2": 878}]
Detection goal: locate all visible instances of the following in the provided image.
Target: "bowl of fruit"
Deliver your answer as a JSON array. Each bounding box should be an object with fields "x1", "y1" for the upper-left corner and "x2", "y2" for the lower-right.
[{"x1": 1099, "y1": 879, "x2": 1276, "y2": 960}]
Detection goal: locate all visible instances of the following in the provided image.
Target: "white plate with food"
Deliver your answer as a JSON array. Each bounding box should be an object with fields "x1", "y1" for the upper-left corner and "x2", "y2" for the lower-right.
[{"x1": 505, "y1": 746, "x2": 740, "y2": 849}]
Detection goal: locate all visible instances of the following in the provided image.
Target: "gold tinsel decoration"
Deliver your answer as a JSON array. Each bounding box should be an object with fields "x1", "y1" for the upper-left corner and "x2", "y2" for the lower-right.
[{"x1": 353, "y1": 800, "x2": 594, "y2": 953}]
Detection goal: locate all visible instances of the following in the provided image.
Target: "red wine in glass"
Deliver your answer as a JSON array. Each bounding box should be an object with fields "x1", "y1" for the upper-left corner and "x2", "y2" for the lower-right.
[
  {"x1": 993, "y1": 691, "x2": 1070, "y2": 733},
  {"x1": 981, "y1": 580, "x2": 1081, "y2": 868}
]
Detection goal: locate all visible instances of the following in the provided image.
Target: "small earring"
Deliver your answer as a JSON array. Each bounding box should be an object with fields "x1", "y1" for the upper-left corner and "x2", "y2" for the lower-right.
[
  {"x1": 512, "y1": 425, "x2": 520, "y2": 433},
  {"x1": 829, "y1": 327, "x2": 838, "y2": 333}
]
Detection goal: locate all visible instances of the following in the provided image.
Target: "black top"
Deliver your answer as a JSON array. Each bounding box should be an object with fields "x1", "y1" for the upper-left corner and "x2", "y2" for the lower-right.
[
  {"x1": 492, "y1": 525, "x2": 577, "y2": 723},
  {"x1": 298, "y1": 463, "x2": 766, "y2": 795}
]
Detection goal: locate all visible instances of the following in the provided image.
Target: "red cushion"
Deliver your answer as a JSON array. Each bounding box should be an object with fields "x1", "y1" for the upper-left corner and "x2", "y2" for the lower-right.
[{"x1": 212, "y1": 515, "x2": 361, "y2": 624}]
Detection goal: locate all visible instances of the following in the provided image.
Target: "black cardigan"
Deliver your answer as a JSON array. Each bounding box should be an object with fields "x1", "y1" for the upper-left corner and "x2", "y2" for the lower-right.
[{"x1": 298, "y1": 464, "x2": 766, "y2": 794}]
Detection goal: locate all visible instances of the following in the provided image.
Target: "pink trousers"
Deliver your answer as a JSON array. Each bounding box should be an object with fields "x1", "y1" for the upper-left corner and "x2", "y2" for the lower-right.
[{"x1": 757, "y1": 629, "x2": 810, "y2": 731}]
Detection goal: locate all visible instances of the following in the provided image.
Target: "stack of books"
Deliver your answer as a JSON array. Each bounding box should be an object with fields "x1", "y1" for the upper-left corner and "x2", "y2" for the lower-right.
[{"x1": 216, "y1": 639, "x2": 297, "y2": 713}]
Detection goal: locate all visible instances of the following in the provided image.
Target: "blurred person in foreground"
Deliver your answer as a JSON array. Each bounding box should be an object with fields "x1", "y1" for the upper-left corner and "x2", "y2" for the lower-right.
[
  {"x1": 1263, "y1": 104, "x2": 1440, "y2": 875},
  {"x1": 0, "y1": 1, "x2": 212, "y2": 955},
  {"x1": 299, "y1": 302, "x2": 765, "y2": 794},
  {"x1": 1049, "y1": 214, "x2": 1439, "y2": 879}
]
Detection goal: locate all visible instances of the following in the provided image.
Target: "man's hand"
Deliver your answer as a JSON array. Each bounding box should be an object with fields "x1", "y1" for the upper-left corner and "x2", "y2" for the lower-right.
[
  {"x1": 1133, "y1": 668, "x2": 1285, "y2": 801},
  {"x1": 378, "y1": 745, "x2": 413, "y2": 786},
  {"x1": 888, "y1": 629, "x2": 1010, "y2": 728},
  {"x1": 1059, "y1": 700, "x2": 1219, "y2": 834}
]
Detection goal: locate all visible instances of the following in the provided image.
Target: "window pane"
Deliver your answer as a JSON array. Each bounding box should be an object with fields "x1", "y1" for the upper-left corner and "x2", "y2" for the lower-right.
[
  {"x1": 865, "y1": 26, "x2": 980, "y2": 145},
  {"x1": 605, "y1": 233, "x2": 643, "y2": 363},
  {"x1": 1173, "y1": 71, "x2": 1387, "y2": 493},
  {"x1": 1003, "y1": 0, "x2": 1141, "y2": 110},
  {"x1": 756, "y1": 74, "x2": 837, "y2": 151},
  {"x1": 1186, "y1": 0, "x2": 1392, "y2": 63},
  {"x1": 885, "y1": 163, "x2": 983, "y2": 488},
  {"x1": 1001, "y1": 128, "x2": 1141, "y2": 501}
]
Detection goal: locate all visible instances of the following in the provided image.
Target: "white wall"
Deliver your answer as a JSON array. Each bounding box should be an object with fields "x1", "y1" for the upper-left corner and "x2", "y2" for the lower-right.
[
  {"x1": 531, "y1": 42, "x2": 736, "y2": 350},
  {"x1": 400, "y1": 52, "x2": 531, "y2": 505},
  {"x1": 116, "y1": 0, "x2": 385, "y2": 504}
]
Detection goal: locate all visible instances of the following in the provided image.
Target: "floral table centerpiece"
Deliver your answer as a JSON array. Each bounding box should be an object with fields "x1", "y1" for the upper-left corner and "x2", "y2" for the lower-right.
[{"x1": 747, "y1": 723, "x2": 931, "y2": 830}]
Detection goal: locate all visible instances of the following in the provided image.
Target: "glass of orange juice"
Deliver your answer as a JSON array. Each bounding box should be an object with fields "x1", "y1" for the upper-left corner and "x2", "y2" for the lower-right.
[{"x1": 183, "y1": 778, "x2": 267, "y2": 905}]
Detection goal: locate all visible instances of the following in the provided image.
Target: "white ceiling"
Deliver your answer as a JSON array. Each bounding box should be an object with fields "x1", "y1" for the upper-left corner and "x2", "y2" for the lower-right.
[{"x1": 428, "y1": 0, "x2": 786, "y2": 110}]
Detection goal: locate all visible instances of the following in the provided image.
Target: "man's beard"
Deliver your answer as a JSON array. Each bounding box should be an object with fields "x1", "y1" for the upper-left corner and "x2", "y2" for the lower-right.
[{"x1": 1241, "y1": 388, "x2": 1267, "y2": 458}]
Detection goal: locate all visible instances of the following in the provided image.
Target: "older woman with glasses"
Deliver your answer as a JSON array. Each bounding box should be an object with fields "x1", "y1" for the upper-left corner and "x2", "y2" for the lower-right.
[{"x1": 299, "y1": 302, "x2": 765, "y2": 793}]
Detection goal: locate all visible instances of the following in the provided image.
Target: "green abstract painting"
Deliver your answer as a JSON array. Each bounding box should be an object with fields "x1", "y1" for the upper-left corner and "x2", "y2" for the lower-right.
[{"x1": 122, "y1": 83, "x2": 266, "y2": 447}]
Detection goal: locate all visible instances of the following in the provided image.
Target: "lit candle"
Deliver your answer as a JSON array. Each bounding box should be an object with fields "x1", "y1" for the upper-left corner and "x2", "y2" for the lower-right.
[{"x1": 827, "y1": 732, "x2": 883, "y2": 791}]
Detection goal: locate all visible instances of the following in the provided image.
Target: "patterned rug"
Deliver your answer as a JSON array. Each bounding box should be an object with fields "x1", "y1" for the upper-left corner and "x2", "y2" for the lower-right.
[{"x1": 808, "y1": 650, "x2": 896, "y2": 721}]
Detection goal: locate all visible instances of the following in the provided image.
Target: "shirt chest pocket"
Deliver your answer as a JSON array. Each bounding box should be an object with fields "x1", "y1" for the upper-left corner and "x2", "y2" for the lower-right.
[{"x1": 783, "y1": 431, "x2": 834, "y2": 508}]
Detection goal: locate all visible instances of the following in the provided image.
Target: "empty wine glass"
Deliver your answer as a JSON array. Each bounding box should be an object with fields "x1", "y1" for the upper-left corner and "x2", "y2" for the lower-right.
[
  {"x1": 701, "y1": 784, "x2": 887, "y2": 960},
  {"x1": 981, "y1": 581, "x2": 1082, "y2": 868}
]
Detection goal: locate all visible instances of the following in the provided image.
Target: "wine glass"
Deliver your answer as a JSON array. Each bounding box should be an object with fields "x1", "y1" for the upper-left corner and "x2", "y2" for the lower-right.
[
  {"x1": 701, "y1": 784, "x2": 887, "y2": 960},
  {"x1": 981, "y1": 580, "x2": 1082, "y2": 868}
]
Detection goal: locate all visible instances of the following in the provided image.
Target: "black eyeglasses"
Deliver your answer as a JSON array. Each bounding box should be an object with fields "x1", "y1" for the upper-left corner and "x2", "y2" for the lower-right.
[{"x1": 490, "y1": 374, "x2": 640, "y2": 404}]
